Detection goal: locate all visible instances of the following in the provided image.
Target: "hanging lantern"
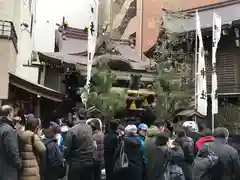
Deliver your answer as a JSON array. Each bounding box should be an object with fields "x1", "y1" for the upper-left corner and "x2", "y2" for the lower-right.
[{"x1": 130, "y1": 100, "x2": 136, "y2": 110}]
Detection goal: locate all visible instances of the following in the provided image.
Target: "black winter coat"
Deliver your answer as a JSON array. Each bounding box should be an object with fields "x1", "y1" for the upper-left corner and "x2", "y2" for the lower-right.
[
  {"x1": 104, "y1": 131, "x2": 119, "y2": 180},
  {"x1": 0, "y1": 117, "x2": 22, "y2": 180},
  {"x1": 177, "y1": 136, "x2": 195, "y2": 180},
  {"x1": 114, "y1": 134, "x2": 143, "y2": 180},
  {"x1": 64, "y1": 121, "x2": 94, "y2": 170},
  {"x1": 207, "y1": 140, "x2": 240, "y2": 180}
]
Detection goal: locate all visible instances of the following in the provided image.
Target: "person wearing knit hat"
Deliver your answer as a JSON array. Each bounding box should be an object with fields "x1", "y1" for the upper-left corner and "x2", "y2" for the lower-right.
[
  {"x1": 124, "y1": 124, "x2": 137, "y2": 135},
  {"x1": 137, "y1": 123, "x2": 148, "y2": 179},
  {"x1": 120, "y1": 124, "x2": 143, "y2": 180}
]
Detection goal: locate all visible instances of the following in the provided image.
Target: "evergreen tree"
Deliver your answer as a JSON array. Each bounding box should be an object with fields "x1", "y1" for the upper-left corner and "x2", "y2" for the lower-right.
[
  {"x1": 87, "y1": 67, "x2": 127, "y2": 122},
  {"x1": 153, "y1": 12, "x2": 192, "y2": 120}
]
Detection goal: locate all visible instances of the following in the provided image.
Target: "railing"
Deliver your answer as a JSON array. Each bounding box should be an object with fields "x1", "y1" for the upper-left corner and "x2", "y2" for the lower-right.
[{"x1": 0, "y1": 20, "x2": 18, "y2": 52}]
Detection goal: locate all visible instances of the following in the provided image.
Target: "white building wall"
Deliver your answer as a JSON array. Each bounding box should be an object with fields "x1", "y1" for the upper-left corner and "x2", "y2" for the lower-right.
[{"x1": 15, "y1": 0, "x2": 39, "y2": 83}]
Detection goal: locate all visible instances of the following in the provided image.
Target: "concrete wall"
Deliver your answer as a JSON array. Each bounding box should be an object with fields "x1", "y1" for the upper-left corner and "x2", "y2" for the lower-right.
[
  {"x1": 0, "y1": 39, "x2": 17, "y2": 99},
  {"x1": 15, "y1": 0, "x2": 39, "y2": 83},
  {"x1": 0, "y1": 0, "x2": 19, "y2": 99}
]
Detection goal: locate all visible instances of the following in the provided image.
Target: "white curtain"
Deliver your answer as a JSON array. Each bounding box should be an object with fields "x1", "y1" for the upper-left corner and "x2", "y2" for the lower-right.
[
  {"x1": 196, "y1": 11, "x2": 208, "y2": 116},
  {"x1": 211, "y1": 12, "x2": 221, "y2": 114}
]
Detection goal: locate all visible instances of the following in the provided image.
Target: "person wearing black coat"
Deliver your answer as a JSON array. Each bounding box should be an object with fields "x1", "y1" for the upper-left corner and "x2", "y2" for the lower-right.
[
  {"x1": 64, "y1": 109, "x2": 94, "y2": 180},
  {"x1": 0, "y1": 105, "x2": 22, "y2": 180},
  {"x1": 104, "y1": 120, "x2": 119, "y2": 180},
  {"x1": 176, "y1": 128, "x2": 195, "y2": 180},
  {"x1": 114, "y1": 125, "x2": 143, "y2": 180},
  {"x1": 204, "y1": 127, "x2": 240, "y2": 180}
]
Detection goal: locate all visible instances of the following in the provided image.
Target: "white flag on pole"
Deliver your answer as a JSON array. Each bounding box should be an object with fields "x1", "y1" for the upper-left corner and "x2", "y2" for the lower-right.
[
  {"x1": 212, "y1": 12, "x2": 221, "y2": 114},
  {"x1": 196, "y1": 11, "x2": 208, "y2": 116},
  {"x1": 86, "y1": 0, "x2": 99, "y2": 93}
]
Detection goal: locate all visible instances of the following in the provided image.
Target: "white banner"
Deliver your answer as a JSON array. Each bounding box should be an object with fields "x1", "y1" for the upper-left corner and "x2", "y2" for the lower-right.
[
  {"x1": 86, "y1": 0, "x2": 99, "y2": 92},
  {"x1": 196, "y1": 11, "x2": 208, "y2": 116},
  {"x1": 211, "y1": 12, "x2": 221, "y2": 114}
]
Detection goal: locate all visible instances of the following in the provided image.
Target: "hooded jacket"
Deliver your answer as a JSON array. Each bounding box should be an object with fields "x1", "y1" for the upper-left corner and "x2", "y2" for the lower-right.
[
  {"x1": 144, "y1": 126, "x2": 161, "y2": 180},
  {"x1": 18, "y1": 130, "x2": 46, "y2": 180},
  {"x1": 64, "y1": 121, "x2": 94, "y2": 169},
  {"x1": 195, "y1": 136, "x2": 214, "y2": 150}
]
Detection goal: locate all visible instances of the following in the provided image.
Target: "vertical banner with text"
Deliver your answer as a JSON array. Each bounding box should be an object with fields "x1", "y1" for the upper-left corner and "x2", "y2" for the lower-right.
[
  {"x1": 196, "y1": 11, "x2": 208, "y2": 116},
  {"x1": 86, "y1": 0, "x2": 99, "y2": 93},
  {"x1": 212, "y1": 12, "x2": 221, "y2": 114}
]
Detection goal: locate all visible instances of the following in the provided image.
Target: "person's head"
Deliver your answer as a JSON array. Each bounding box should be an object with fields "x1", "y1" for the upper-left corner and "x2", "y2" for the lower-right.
[
  {"x1": 153, "y1": 120, "x2": 165, "y2": 129},
  {"x1": 182, "y1": 121, "x2": 199, "y2": 132},
  {"x1": 176, "y1": 128, "x2": 186, "y2": 138},
  {"x1": 109, "y1": 120, "x2": 118, "y2": 131},
  {"x1": 124, "y1": 124, "x2": 137, "y2": 136},
  {"x1": 155, "y1": 133, "x2": 169, "y2": 146},
  {"x1": 50, "y1": 121, "x2": 61, "y2": 134},
  {"x1": 88, "y1": 118, "x2": 102, "y2": 131},
  {"x1": 213, "y1": 127, "x2": 229, "y2": 143},
  {"x1": 76, "y1": 108, "x2": 87, "y2": 121},
  {"x1": 43, "y1": 121, "x2": 60, "y2": 138},
  {"x1": 0, "y1": 105, "x2": 14, "y2": 120},
  {"x1": 138, "y1": 123, "x2": 148, "y2": 137},
  {"x1": 25, "y1": 114, "x2": 40, "y2": 133}
]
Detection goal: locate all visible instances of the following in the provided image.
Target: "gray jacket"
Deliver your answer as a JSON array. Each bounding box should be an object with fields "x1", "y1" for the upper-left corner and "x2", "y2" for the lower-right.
[{"x1": 64, "y1": 121, "x2": 94, "y2": 169}]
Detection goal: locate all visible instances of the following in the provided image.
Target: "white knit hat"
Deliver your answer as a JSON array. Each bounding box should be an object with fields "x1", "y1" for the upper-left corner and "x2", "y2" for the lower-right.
[
  {"x1": 124, "y1": 124, "x2": 137, "y2": 134},
  {"x1": 182, "y1": 121, "x2": 199, "y2": 132},
  {"x1": 61, "y1": 125, "x2": 69, "y2": 132}
]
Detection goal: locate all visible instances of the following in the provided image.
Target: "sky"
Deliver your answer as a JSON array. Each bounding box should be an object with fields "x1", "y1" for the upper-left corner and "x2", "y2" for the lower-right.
[
  {"x1": 36, "y1": 0, "x2": 91, "y2": 29},
  {"x1": 34, "y1": 0, "x2": 93, "y2": 52}
]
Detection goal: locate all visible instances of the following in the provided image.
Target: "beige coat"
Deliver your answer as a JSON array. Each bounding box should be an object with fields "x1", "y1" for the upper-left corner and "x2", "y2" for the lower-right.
[{"x1": 18, "y1": 130, "x2": 46, "y2": 180}]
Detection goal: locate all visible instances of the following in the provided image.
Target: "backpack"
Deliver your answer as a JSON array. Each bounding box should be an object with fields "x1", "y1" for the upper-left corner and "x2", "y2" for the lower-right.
[
  {"x1": 163, "y1": 148, "x2": 185, "y2": 180},
  {"x1": 44, "y1": 139, "x2": 66, "y2": 178},
  {"x1": 192, "y1": 146, "x2": 219, "y2": 180},
  {"x1": 180, "y1": 137, "x2": 195, "y2": 164}
]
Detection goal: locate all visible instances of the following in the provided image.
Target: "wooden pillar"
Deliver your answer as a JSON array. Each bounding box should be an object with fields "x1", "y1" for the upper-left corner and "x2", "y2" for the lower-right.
[{"x1": 40, "y1": 65, "x2": 46, "y2": 85}]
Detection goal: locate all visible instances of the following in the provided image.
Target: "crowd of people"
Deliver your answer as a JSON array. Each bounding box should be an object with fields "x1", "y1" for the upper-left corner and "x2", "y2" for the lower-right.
[{"x1": 0, "y1": 105, "x2": 240, "y2": 180}]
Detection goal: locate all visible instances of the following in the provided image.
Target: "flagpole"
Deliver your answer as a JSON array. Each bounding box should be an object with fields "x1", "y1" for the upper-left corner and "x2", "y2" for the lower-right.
[
  {"x1": 194, "y1": 10, "x2": 198, "y2": 122},
  {"x1": 212, "y1": 13, "x2": 215, "y2": 132}
]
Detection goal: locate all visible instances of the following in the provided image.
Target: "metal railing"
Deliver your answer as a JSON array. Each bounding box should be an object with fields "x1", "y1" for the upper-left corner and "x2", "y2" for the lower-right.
[{"x1": 0, "y1": 20, "x2": 18, "y2": 52}]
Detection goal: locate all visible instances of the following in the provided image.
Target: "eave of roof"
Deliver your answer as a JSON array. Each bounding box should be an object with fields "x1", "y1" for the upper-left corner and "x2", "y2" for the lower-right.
[
  {"x1": 9, "y1": 73, "x2": 64, "y2": 102},
  {"x1": 163, "y1": 0, "x2": 240, "y2": 33},
  {"x1": 181, "y1": 0, "x2": 240, "y2": 13}
]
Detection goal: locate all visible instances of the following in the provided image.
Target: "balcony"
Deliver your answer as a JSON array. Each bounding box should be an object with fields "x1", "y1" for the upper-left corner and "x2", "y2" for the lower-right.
[{"x1": 0, "y1": 20, "x2": 18, "y2": 52}]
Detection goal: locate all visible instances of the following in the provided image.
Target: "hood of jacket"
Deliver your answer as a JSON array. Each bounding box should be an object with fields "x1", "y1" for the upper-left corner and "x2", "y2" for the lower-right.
[
  {"x1": 147, "y1": 126, "x2": 159, "y2": 137},
  {"x1": 195, "y1": 136, "x2": 214, "y2": 150}
]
